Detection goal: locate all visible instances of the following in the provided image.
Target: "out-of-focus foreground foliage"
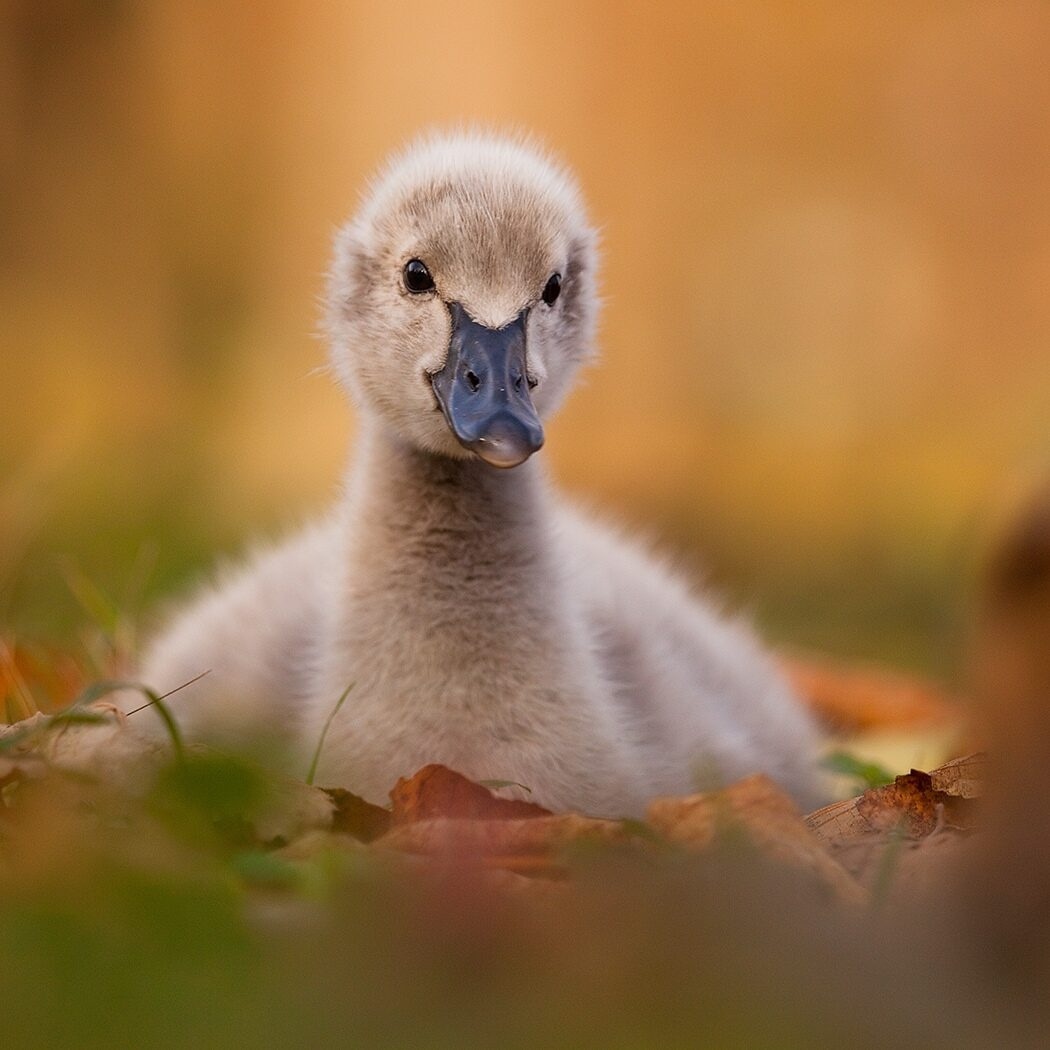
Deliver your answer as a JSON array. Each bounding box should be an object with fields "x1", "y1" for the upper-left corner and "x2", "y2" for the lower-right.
[
  {"x1": 0, "y1": 710, "x2": 1038, "y2": 1050},
  {"x1": 0, "y1": 705, "x2": 1041, "y2": 1050}
]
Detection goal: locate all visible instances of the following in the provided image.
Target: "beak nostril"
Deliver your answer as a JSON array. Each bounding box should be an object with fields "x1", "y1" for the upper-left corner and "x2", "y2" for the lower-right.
[
  {"x1": 513, "y1": 374, "x2": 524, "y2": 391},
  {"x1": 465, "y1": 370, "x2": 481, "y2": 392}
]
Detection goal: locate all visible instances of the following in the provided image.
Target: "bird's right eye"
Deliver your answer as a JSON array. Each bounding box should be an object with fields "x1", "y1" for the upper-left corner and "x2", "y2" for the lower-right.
[{"x1": 403, "y1": 259, "x2": 435, "y2": 293}]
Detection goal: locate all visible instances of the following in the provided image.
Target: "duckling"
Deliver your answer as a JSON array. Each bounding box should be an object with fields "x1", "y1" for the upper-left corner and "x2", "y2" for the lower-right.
[{"x1": 136, "y1": 132, "x2": 822, "y2": 816}]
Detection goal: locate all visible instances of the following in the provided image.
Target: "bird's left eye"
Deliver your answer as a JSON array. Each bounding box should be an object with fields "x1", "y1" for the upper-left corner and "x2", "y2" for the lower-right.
[
  {"x1": 403, "y1": 259, "x2": 435, "y2": 293},
  {"x1": 542, "y1": 273, "x2": 562, "y2": 306}
]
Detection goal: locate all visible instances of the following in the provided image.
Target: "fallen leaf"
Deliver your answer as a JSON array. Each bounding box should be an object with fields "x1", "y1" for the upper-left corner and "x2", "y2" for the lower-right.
[
  {"x1": 389, "y1": 764, "x2": 552, "y2": 823},
  {"x1": 929, "y1": 752, "x2": 985, "y2": 799},
  {"x1": 647, "y1": 774, "x2": 866, "y2": 904},
  {"x1": 323, "y1": 787, "x2": 392, "y2": 841},
  {"x1": 855, "y1": 771, "x2": 942, "y2": 836},
  {"x1": 803, "y1": 755, "x2": 983, "y2": 891},
  {"x1": 376, "y1": 813, "x2": 631, "y2": 862},
  {"x1": 806, "y1": 755, "x2": 982, "y2": 848}
]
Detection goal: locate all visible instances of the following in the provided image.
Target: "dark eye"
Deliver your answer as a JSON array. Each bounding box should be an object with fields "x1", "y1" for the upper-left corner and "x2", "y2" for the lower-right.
[
  {"x1": 542, "y1": 272, "x2": 562, "y2": 306},
  {"x1": 403, "y1": 259, "x2": 435, "y2": 293}
]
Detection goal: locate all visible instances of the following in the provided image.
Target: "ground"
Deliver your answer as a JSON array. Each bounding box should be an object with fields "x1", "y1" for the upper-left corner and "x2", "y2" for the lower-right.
[{"x1": 1, "y1": 638, "x2": 1042, "y2": 1049}]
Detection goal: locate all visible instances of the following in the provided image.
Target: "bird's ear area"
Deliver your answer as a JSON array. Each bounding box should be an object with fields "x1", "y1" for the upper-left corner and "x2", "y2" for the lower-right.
[
  {"x1": 325, "y1": 221, "x2": 384, "y2": 327},
  {"x1": 557, "y1": 226, "x2": 600, "y2": 353}
]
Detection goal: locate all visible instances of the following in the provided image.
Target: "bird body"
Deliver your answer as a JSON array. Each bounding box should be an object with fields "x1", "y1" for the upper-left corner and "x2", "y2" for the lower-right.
[{"x1": 136, "y1": 132, "x2": 821, "y2": 816}]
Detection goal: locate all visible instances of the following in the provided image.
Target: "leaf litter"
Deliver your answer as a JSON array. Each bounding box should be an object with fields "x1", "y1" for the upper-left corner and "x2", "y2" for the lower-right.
[
  {"x1": 0, "y1": 686, "x2": 983, "y2": 907},
  {"x1": 0, "y1": 649, "x2": 1041, "y2": 1050}
]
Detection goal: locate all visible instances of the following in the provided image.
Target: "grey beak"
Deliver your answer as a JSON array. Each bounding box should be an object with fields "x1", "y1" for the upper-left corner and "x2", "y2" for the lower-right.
[{"x1": 430, "y1": 302, "x2": 544, "y2": 469}]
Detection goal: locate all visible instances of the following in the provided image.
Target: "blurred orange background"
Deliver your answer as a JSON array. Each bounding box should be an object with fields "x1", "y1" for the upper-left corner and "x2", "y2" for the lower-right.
[{"x1": 2, "y1": 1, "x2": 1049, "y2": 675}]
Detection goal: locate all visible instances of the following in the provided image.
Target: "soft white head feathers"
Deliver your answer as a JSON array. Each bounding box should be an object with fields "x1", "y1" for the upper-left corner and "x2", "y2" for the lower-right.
[{"x1": 326, "y1": 132, "x2": 599, "y2": 464}]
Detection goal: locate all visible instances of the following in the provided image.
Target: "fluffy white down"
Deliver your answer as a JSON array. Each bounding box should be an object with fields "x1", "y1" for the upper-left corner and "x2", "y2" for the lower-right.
[{"x1": 131, "y1": 131, "x2": 822, "y2": 817}]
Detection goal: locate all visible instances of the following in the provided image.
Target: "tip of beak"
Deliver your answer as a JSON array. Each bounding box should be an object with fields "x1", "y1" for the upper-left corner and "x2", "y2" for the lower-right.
[
  {"x1": 470, "y1": 415, "x2": 544, "y2": 468},
  {"x1": 474, "y1": 446, "x2": 533, "y2": 469}
]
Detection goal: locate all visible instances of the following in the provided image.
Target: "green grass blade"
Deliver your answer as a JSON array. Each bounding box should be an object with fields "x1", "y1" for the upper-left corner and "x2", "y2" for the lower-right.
[
  {"x1": 306, "y1": 682, "x2": 353, "y2": 786},
  {"x1": 478, "y1": 778, "x2": 534, "y2": 794}
]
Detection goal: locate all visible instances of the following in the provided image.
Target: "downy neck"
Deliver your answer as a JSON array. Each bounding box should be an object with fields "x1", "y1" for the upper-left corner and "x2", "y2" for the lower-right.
[{"x1": 341, "y1": 425, "x2": 555, "y2": 618}]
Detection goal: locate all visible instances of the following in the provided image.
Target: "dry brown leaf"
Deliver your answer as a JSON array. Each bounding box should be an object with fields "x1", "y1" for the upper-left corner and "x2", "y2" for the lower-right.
[
  {"x1": 802, "y1": 797, "x2": 869, "y2": 845},
  {"x1": 806, "y1": 755, "x2": 982, "y2": 848},
  {"x1": 648, "y1": 774, "x2": 866, "y2": 904},
  {"x1": 803, "y1": 755, "x2": 986, "y2": 893},
  {"x1": 323, "y1": 787, "x2": 393, "y2": 841},
  {"x1": 378, "y1": 767, "x2": 633, "y2": 878},
  {"x1": 389, "y1": 764, "x2": 552, "y2": 823},
  {"x1": 782, "y1": 653, "x2": 963, "y2": 733},
  {"x1": 647, "y1": 774, "x2": 798, "y2": 849},
  {"x1": 929, "y1": 752, "x2": 986, "y2": 799},
  {"x1": 376, "y1": 813, "x2": 631, "y2": 859},
  {"x1": 855, "y1": 771, "x2": 943, "y2": 835}
]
